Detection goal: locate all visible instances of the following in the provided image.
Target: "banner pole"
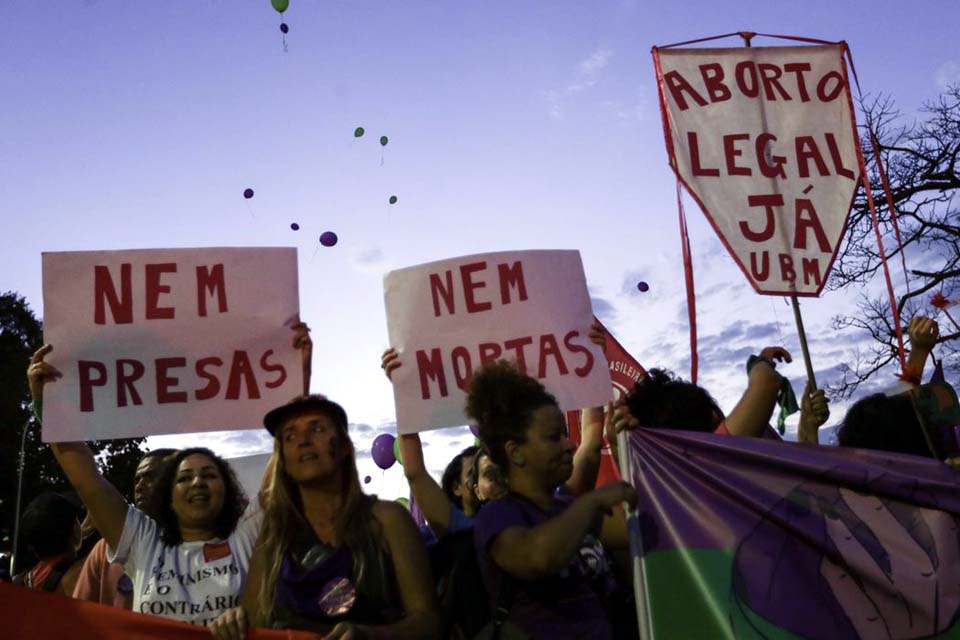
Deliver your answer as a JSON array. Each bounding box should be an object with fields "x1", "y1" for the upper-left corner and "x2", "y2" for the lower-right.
[
  {"x1": 10, "y1": 419, "x2": 30, "y2": 576},
  {"x1": 617, "y1": 430, "x2": 654, "y2": 640},
  {"x1": 790, "y1": 295, "x2": 818, "y2": 389},
  {"x1": 741, "y1": 31, "x2": 819, "y2": 391}
]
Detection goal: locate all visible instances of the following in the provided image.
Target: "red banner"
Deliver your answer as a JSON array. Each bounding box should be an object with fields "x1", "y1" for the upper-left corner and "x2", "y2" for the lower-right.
[{"x1": 1, "y1": 582, "x2": 318, "y2": 639}]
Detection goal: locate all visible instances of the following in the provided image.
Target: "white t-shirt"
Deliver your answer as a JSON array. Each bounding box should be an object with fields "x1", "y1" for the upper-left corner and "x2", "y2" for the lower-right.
[{"x1": 107, "y1": 504, "x2": 263, "y2": 626}]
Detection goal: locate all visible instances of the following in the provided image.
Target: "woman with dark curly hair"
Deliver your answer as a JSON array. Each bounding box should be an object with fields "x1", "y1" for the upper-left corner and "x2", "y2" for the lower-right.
[{"x1": 467, "y1": 360, "x2": 637, "y2": 639}]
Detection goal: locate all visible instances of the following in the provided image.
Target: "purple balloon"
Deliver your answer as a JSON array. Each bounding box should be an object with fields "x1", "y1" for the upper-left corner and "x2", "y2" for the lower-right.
[
  {"x1": 280, "y1": 22, "x2": 289, "y2": 34},
  {"x1": 363, "y1": 475, "x2": 371, "y2": 484},
  {"x1": 290, "y1": 223, "x2": 300, "y2": 231},
  {"x1": 469, "y1": 423, "x2": 480, "y2": 438},
  {"x1": 371, "y1": 433, "x2": 396, "y2": 470},
  {"x1": 320, "y1": 231, "x2": 338, "y2": 247},
  {"x1": 637, "y1": 281, "x2": 649, "y2": 292},
  {"x1": 243, "y1": 188, "x2": 254, "y2": 199}
]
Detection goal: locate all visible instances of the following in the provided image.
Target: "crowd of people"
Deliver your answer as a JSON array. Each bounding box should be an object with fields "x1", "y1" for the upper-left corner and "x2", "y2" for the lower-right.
[{"x1": 6, "y1": 312, "x2": 953, "y2": 639}]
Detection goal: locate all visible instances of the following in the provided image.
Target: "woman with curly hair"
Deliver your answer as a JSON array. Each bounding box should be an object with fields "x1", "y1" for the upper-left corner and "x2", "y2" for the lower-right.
[
  {"x1": 209, "y1": 394, "x2": 439, "y2": 640},
  {"x1": 467, "y1": 360, "x2": 637, "y2": 639},
  {"x1": 25, "y1": 322, "x2": 311, "y2": 627}
]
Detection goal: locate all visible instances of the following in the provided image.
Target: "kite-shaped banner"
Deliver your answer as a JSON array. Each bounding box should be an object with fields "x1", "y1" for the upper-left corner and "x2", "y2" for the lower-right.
[{"x1": 654, "y1": 44, "x2": 860, "y2": 296}]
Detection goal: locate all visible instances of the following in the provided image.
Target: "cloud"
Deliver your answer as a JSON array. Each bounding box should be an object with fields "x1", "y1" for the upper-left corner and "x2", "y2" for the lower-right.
[
  {"x1": 546, "y1": 47, "x2": 614, "y2": 119},
  {"x1": 935, "y1": 61, "x2": 960, "y2": 90},
  {"x1": 351, "y1": 246, "x2": 385, "y2": 272}
]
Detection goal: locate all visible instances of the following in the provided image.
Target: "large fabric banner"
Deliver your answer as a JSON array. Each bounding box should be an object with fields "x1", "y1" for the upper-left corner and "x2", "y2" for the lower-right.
[
  {"x1": 384, "y1": 250, "x2": 610, "y2": 434},
  {"x1": 41, "y1": 247, "x2": 301, "y2": 442},
  {"x1": 1, "y1": 582, "x2": 316, "y2": 639},
  {"x1": 625, "y1": 428, "x2": 960, "y2": 639},
  {"x1": 654, "y1": 45, "x2": 859, "y2": 296},
  {"x1": 567, "y1": 318, "x2": 646, "y2": 487}
]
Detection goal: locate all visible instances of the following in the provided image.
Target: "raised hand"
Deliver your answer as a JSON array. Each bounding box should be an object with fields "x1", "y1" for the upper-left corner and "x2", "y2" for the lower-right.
[
  {"x1": 27, "y1": 344, "x2": 62, "y2": 404},
  {"x1": 908, "y1": 316, "x2": 940, "y2": 352},
  {"x1": 381, "y1": 347, "x2": 401, "y2": 381},
  {"x1": 758, "y1": 346, "x2": 793, "y2": 367}
]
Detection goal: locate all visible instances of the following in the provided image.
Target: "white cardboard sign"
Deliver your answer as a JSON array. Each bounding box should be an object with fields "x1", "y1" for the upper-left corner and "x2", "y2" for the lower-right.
[
  {"x1": 41, "y1": 247, "x2": 301, "y2": 442},
  {"x1": 384, "y1": 250, "x2": 611, "y2": 434},
  {"x1": 656, "y1": 44, "x2": 860, "y2": 296}
]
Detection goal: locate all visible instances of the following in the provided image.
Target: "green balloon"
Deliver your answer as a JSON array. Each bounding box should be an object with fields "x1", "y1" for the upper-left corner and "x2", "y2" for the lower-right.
[
  {"x1": 393, "y1": 438, "x2": 404, "y2": 466},
  {"x1": 354, "y1": 127, "x2": 364, "y2": 138},
  {"x1": 389, "y1": 195, "x2": 398, "y2": 205},
  {"x1": 271, "y1": 0, "x2": 289, "y2": 13},
  {"x1": 379, "y1": 135, "x2": 388, "y2": 147},
  {"x1": 396, "y1": 497, "x2": 409, "y2": 508}
]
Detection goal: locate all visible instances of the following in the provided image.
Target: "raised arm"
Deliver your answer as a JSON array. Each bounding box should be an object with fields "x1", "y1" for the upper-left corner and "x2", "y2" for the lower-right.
[
  {"x1": 564, "y1": 405, "x2": 605, "y2": 496},
  {"x1": 290, "y1": 319, "x2": 312, "y2": 395},
  {"x1": 27, "y1": 345, "x2": 129, "y2": 550},
  {"x1": 382, "y1": 348, "x2": 456, "y2": 535},
  {"x1": 489, "y1": 482, "x2": 636, "y2": 581},
  {"x1": 564, "y1": 321, "x2": 609, "y2": 495},
  {"x1": 724, "y1": 346, "x2": 791, "y2": 437},
  {"x1": 904, "y1": 316, "x2": 939, "y2": 386}
]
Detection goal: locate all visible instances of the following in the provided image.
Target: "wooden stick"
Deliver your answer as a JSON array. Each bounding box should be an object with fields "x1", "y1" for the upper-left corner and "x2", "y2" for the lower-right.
[{"x1": 791, "y1": 295, "x2": 817, "y2": 389}]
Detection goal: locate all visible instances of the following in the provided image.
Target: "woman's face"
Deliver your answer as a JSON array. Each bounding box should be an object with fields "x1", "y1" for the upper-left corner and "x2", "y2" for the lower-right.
[
  {"x1": 515, "y1": 404, "x2": 575, "y2": 488},
  {"x1": 456, "y1": 453, "x2": 479, "y2": 515},
  {"x1": 171, "y1": 454, "x2": 226, "y2": 531},
  {"x1": 474, "y1": 454, "x2": 507, "y2": 502},
  {"x1": 280, "y1": 410, "x2": 347, "y2": 485}
]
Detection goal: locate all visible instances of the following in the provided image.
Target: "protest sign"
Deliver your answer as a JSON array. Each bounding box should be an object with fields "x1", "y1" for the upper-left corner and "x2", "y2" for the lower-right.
[
  {"x1": 384, "y1": 250, "x2": 610, "y2": 434},
  {"x1": 41, "y1": 247, "x2": 301, "y2": 442},
  {"x1": 655, "y1": 44, "x2": 859, "y2": 296}
]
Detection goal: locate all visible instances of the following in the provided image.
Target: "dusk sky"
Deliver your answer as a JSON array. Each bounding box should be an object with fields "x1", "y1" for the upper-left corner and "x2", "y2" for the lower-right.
[{"x1": 3, "y1": 1, "x2": 958, "y2": 495}]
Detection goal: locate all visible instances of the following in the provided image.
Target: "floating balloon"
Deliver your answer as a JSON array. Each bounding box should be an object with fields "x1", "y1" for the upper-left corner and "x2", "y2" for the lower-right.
[
  {"x1": 469, "y1": 423, "x2": 480, "y2": 439},
  {"x1": 319, "y1": 231, "x2": 338, "y2": 247},
  {"x1": 243, "y1": 188, "x2": 254, "y2": 199},
  {"x1": 389, "y1": 195, "x2": 398, "y2": 205},
  {"x1": 637, "y1": 281, "x2": 649, "y2": 292},
  {"x1": 354, "y1": 127, "x2": 365, "y2": 138},
  {"x1": 280, "y1": 22, "x2": 289, "y2": 34},
  {"x1": 371, "y1": 434, "x2": 396, "y2": 470},
  {"x1": 393, "y1": 439, "x2": 404, "y2": 466},
  {"x1": 364, "y1": 475, "x2": 371, "y2": 484},
  {"x1": 290, "y1": 223, "x2": 300, "y2": 231},
  {"x1": 396, "y1": 497, "x2": 410, "y2": 508},
  {"x1": 379, "y1": 136, "x2": 388, "y2": 147},
  {"x1": 271, "y1": 0, "x2": 289, "y2": 13}
]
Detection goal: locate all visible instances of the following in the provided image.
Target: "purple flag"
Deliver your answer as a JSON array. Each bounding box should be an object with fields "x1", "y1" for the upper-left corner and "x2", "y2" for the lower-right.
[{"x1": 625, "y1": 428, "x2": 960, "y2": 639}]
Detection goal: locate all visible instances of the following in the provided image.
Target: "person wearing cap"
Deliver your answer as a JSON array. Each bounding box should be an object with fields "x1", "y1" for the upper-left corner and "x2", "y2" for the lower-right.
[
  {"x1": 209, "y1": 395, "x2": 440, "y2": 640},
  {"x1": 26, "y1": 321, "x2": 312, "y2": 627}
]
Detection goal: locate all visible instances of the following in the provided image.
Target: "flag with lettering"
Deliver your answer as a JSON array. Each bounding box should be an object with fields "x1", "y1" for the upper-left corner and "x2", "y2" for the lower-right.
[
  {"x1": 624, "y1": 428, "x2": 960, "y2": 638},
  {"x1": 653, "y1": 44, "x2": 860, "y2": 296},
  {"x1": 567, "y1": 318, "x2": 646, "y2": 487}
]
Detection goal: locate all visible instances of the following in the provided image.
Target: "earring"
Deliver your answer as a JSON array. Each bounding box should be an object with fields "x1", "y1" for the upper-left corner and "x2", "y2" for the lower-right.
[{"x1": 512, "y1": 455, "x2": 525, "y2": 467}]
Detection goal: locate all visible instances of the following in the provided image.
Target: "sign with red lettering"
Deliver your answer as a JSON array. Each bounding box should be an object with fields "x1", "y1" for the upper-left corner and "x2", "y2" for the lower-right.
[
  {"x1": 384, "y1": 250, "x2": 611, "y2": 434},
  {"x1": 41, "y1": 248, "x2": 301, "y2": 442},
  {"x1": 654, "y1": 44, "x2": 859, "y2": 295}
]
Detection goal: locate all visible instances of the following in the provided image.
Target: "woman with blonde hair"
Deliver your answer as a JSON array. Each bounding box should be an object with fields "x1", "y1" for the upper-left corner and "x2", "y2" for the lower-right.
[{"x1": 212, "y1": 394, "x2": 438, "y2": 640}]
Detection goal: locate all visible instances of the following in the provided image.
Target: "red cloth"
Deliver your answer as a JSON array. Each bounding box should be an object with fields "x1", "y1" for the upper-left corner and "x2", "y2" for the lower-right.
[
  {"x1": 1, "y1": 582, "x2": 321, "y2": 639},
  {"x1": 72, "y1": 538, "x2": 133, "y2": 609}
]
